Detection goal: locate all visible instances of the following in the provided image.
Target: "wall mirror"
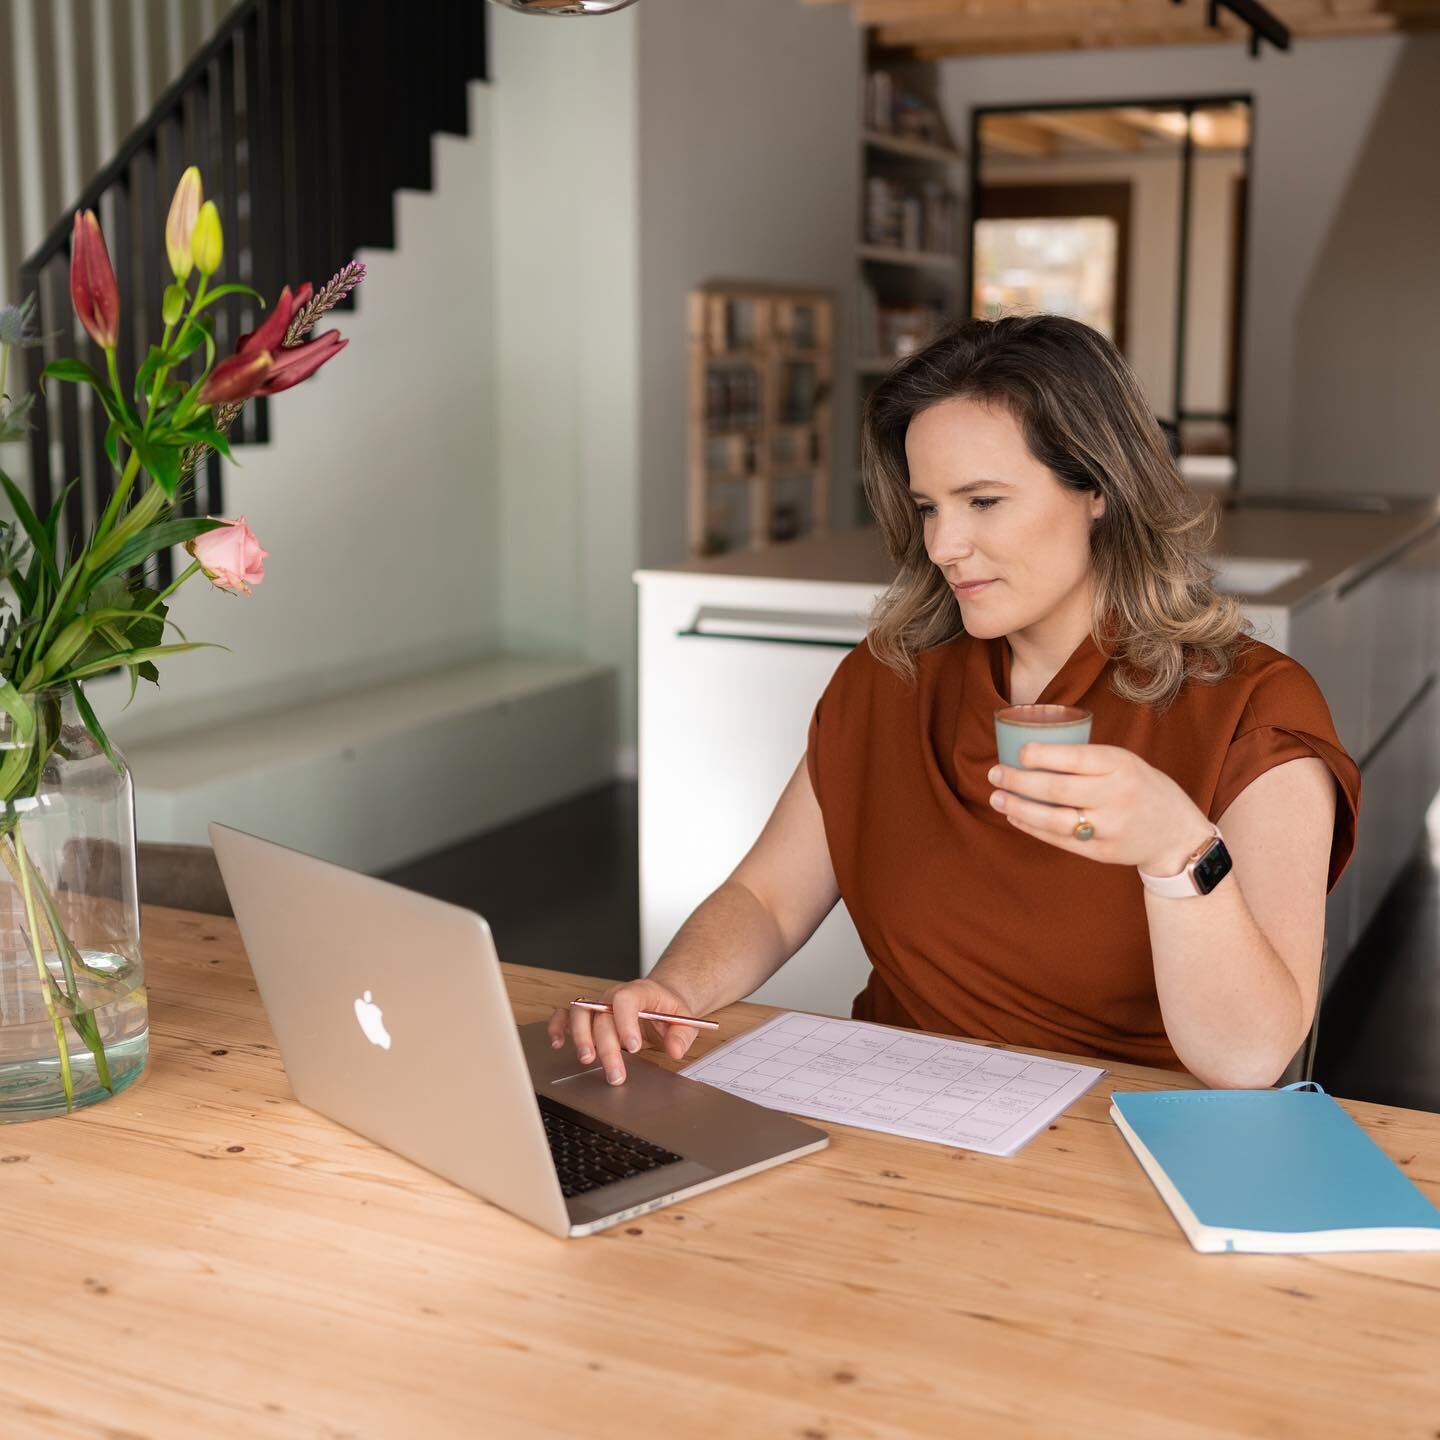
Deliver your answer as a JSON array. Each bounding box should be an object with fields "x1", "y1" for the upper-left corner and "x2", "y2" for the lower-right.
[{"x1": 968, "y1": 97, "x2": 1253, "y2": 488}]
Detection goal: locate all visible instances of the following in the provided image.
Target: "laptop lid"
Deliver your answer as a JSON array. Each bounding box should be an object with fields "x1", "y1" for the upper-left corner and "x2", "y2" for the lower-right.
[{"x1": 208, "y1": 823, "x2": 572, "y2": 1237}]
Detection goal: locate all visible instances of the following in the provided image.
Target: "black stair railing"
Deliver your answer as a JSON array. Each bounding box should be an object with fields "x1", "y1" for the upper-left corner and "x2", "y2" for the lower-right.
[{"x1": 18, "y1": 0, "x2": 488, "y2": 583}]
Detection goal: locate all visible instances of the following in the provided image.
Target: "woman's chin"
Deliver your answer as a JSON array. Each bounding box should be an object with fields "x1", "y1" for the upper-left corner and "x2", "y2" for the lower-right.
[{"x1": 953, "y1": 603, "x2": 1009, "y2": 639}]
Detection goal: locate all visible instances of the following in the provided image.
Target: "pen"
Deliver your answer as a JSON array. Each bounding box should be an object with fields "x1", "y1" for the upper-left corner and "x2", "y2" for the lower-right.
[{"x1": 570, "y1": 998, "x2": 718, "y2": 1031}]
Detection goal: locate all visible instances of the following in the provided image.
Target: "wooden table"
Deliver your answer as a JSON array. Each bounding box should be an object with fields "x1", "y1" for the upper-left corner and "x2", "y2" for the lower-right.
[{"x1": 3, "y1": 908, "x2": 1437, "y2": 1439}]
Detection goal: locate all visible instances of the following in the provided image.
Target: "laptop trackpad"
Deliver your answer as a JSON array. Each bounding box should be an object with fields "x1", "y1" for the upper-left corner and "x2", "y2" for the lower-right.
[{"x1": 549, "y1": 1057, "x2": 703, "y2": 1129}]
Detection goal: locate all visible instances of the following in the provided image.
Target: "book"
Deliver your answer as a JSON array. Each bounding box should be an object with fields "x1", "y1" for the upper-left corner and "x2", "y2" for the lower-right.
[{"x1": 1111, "y1": 1085, "x2": 1440, "y2": 1254}]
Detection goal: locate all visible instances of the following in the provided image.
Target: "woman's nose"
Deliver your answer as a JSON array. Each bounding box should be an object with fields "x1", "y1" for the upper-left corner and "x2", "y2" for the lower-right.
[{"x1": 929, "y1": 518, "x2": 975, "y2": 566}]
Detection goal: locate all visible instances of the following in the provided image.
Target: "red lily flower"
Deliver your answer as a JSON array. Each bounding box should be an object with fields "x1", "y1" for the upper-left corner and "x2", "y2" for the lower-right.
[
  {"x1": 198, "y1": 350, "x2": 273, "y2": 405},
  {"x1": 202, "y1": 279, "x2": 341, "y2": 406},
  {"x1": 255, "y1": 331, "x2": 347, "y2": 395},
  {"x1": 69, "y1": 210, "x2": 120, "y2": 350},
  {"x1": 236, "y1": 282, "x2": 313, "y2": 358}
]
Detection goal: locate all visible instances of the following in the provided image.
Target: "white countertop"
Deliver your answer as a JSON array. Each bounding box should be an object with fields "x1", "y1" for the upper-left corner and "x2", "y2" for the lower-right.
[{"x1": 642, "y1": 497, "x2": 1440, "y2": 609}]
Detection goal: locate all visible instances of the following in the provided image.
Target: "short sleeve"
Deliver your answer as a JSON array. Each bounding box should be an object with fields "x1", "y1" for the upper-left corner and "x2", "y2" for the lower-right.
[
  {"x1": 806, "y1": 696, "x2": 822, "y2": 800},
  {"x1": 1210, "y1": 660, "x2": 1361, "y2": 891}
]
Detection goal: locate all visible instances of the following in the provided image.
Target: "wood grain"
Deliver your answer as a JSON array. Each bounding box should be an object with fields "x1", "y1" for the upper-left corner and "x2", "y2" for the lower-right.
[{"x1": 0, "y1": 907, "x2": 1435, "y2": 1440}]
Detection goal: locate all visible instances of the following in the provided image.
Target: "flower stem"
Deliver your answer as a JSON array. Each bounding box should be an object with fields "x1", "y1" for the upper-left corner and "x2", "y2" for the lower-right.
[
  {"x1": 31, "y1": 867, "x2": 113, "y2": 1092},
  {"x1": 90, "y1": 446, "x2": 144, "y2": 561},
  {"x1": 105, "y1": 347, "x2": 125, "y2": 423},
  {"x1": 11, "y1": 831, "x2": 75, "y2": 1111}
]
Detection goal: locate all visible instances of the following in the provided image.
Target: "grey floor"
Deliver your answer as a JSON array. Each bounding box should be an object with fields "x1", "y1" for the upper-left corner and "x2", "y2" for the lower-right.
[{"x1": 383, "y1": 782, "x2": 1440, "y2": 1114}]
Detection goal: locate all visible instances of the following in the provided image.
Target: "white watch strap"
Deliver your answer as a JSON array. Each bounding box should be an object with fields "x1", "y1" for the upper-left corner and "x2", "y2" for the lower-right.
[{"x1": 1138, "y1": 827, "x2": 1221, "y2": 898}]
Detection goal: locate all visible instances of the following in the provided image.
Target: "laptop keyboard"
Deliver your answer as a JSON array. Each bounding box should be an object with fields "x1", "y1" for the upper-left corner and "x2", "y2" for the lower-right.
[{"x1": 536, "y1": 1093, "x2": 685, "y2": 1200}]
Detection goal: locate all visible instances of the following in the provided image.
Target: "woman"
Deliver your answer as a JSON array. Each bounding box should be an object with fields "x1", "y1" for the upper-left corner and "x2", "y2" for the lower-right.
[{"x1": 550, "y1": 315, "x2": 1360, "y2": 1089}]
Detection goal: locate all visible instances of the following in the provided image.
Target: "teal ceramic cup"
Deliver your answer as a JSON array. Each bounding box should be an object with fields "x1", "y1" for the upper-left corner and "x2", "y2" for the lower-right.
[{"x1": 994, "y1": 705, "x2": 1092, "y2": 802}]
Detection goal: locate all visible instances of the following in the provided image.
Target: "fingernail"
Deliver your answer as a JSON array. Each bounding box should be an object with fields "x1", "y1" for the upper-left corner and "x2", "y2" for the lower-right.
[
  {"x1": 579, "y1": 1049, "x2": 594, "y2": 1064},
  {"x1": 550, "y1": 1037, "x2": 563, "y2": 1048},
  {"x1": 990, "y1": 791, "x2": 1007, "y2": 810},
  {"x1": 607, "y1": 1069, "x2": 624, "y2": 1085},
  {"x1": 626, "y1": 1034, "x2": 641, "y2": 1053},
  {"x1": 987, "y1": 765, "x2": 1002, "y2": 784}
]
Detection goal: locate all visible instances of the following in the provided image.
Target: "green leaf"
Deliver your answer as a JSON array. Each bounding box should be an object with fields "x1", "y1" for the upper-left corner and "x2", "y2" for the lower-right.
[
  {"x1": 103, "y1": 419, "x2": 121, "y2": 469},
  {"x1": 178, "y1": 423, "x2": 235, "y2": 463},
  {"x1": 137, "y1": 661, "x2": 159, "y2": 685},
  {"x1": 49, "y1": 640, "x2": 223, "y2": 684},
  {"x1": 87, "y1": 575, "x2": 129, "y2": 612},
  {"x1": 0, "y1": 679, "x2": 36, "y2": 801},
  {"x1": 134, "y1": 439, "x2": 182, "y2": 497},
  {"x1": 195, "y1": 282, "x2": 265, "y2": 312},
  {"x1": 40, "y1": 357, "x2": 107, "y2": 392},
  {"x1": 133, "y1": 345, "x2": 168, "y2": 405},
  {"x1": 168, "y1": 315, "x2": 213, "y2": 364},
  {"x1": 89, "y1": 515, "x2": 226, "y2": 584},
  {"x1": 44, "y1": 478, "x2": 77, "y2": 550},
  {"x1": 70, "y1": 681, "x2": 121, "y2": 773},
  {"x1": 0, "y1": 470, "x2": 59, "y2": 588}
]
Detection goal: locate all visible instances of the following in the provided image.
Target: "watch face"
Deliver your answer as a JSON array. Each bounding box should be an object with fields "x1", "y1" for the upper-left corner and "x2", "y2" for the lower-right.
[{"x1": 1193, "y1": 838, "x2": 1233, "y2": 895}]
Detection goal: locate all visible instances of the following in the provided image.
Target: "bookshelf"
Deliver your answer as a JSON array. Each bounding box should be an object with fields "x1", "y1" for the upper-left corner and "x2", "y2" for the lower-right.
[
  {"x1": 687, "y1": 281, "x2": 834, "y2": 558},
  {"x1": 855, "y1": 56, "x2": 964, "y2": 519}
]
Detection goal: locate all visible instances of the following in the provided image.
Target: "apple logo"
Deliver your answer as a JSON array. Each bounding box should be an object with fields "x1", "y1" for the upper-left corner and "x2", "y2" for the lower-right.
[{"x1": 354, "y1": 990, "x2": 392, "y2": 1050}]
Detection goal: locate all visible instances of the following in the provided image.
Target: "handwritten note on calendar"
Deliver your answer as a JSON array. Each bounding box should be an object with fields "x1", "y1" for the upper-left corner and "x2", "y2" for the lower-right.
[{"x1": 682, "y1": 1012, "x2": 1104, "y2": 1157}]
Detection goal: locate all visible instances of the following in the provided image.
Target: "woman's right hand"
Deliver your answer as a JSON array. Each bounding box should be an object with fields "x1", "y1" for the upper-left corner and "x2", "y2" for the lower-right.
[{"x1": 545, "y1": 977, "x2": 704, "y2": 1085}]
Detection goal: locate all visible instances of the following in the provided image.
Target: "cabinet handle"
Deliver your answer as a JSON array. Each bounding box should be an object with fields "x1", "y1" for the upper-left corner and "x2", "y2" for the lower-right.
[
  {"x1": 677, "y1": 605, "x2": 867, "y2": 649},
  {"x1": 677, "y1": 627, "x2": 860, "y2": 650}
]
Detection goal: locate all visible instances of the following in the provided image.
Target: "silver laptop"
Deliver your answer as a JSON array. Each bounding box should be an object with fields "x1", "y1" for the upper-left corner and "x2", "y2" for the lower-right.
[{"x1": 209, "y1": 823, "x2": 828, "y2": 1237}]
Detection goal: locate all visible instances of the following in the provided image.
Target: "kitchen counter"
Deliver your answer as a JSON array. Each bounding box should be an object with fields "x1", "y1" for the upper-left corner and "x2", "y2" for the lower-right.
[{"x1": 650, "y1": 496, "x2": 1440, "y2": 611}]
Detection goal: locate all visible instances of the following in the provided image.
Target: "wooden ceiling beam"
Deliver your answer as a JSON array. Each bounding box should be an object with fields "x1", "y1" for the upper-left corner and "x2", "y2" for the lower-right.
[
  {"x1": 852, "y1": 0, "x2": 1440, "y2": 54},
  {"x1": 856, "y1": 0, "x2": 1440, "y2": 17},
  {"x1": 1021, "y1": 109, "x2": 1148, "y2": 151},
  {"x1": 904, "y1": 9, "x2": 1439, "y2": 56},
  {"x1": 979, "y1": 115, "x2": 1061, "y2": 156}
]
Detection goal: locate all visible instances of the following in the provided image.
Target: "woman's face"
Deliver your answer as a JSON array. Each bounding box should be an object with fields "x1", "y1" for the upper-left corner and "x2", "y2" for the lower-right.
[{"x1": 904, "y1": 395, "x2": 1104, "y2": 641}]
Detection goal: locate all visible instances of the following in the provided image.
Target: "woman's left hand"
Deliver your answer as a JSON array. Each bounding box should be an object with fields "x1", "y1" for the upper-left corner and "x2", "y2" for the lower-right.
[{"x1": 988, "y1": 743, "x2": 1214, "y2": 874}]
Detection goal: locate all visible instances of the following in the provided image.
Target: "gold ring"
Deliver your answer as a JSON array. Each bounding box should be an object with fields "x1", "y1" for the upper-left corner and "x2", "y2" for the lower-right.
[{"x1": 1073, "y1": 815, "x2": 1095, "y2": 842}]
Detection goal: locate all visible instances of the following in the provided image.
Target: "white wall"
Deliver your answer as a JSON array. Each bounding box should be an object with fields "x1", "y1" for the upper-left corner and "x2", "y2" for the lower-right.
[
  {"x1": 939, "y1": 34, "x2": 1440, "y2": 498},
  {"x1": 489, "y1": 5, "x2": 642, "y2": 760},
  {"x1": 637, "y1": 0, "x2": 861, "y2": 567},
  {"x1": 1289, "y1": 39, "x2": 1440, "y2": 497}
]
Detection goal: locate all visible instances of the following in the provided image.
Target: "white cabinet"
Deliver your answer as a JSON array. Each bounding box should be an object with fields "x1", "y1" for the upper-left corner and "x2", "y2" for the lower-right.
[
  {"x1": 635, "y1": 570, "x2": 884, "y2": 1015},
  {"x1": 1286, "y1": 527, "x2": 1440, "y2": 967}
]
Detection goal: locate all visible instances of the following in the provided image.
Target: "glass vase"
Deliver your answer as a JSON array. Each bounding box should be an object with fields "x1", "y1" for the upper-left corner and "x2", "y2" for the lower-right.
[{"x1": 0, "y1": 686, "x2": 147, "y2": 1121}]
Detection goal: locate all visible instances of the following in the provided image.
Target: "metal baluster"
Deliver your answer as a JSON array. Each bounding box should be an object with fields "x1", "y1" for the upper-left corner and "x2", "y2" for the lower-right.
[
  {"x1": 19, "y1": 261, "x2": 54, "y2": 520},
  {"x1": 246, "y1": 6, "x2": 275, "y2": 443}
]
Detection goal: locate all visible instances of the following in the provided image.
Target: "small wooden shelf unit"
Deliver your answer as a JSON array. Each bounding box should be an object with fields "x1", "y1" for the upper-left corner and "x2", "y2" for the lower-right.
[{"x1": 687, "y1": 282, "x2": 834, "y2": 558}]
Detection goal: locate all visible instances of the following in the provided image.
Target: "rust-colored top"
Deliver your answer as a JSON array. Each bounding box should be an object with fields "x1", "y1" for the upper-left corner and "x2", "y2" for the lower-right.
[{"x1": 806, "y1": 632, "x2": 1361, "y2": 1070}]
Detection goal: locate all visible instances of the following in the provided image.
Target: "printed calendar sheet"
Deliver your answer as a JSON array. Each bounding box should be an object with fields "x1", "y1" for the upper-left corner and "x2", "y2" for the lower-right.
[{"x1": 682, "y1": 1011, "x2": 1104, "y2": 1157}]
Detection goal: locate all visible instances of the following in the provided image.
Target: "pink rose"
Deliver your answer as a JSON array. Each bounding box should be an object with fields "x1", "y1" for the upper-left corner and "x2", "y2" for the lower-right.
[{"x1": 186, "y1": 517, "x2": 268, "y2": 596}]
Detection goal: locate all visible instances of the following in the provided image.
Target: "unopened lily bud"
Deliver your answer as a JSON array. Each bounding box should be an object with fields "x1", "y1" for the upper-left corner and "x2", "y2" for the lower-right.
[
  {"x1": 191, "y1": 200, "x2": 223, "y2": 277},
  {"x1": 165, "y1": 166, "x2": 202, "y2": 280},
  {"x1": 69, "y1": 211, "x2": 120, "y2": 350}
]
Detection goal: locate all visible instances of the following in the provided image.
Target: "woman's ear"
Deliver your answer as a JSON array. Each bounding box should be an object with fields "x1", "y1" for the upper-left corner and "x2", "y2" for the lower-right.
[{"x1": 1090, "y1": 491, "x2": 1106, "y2": 522}]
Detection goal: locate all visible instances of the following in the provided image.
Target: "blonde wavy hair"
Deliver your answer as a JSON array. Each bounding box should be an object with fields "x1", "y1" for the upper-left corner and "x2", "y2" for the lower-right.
[{"x1": 863, "y1": 314, "x2": 1251, "y2": 709}]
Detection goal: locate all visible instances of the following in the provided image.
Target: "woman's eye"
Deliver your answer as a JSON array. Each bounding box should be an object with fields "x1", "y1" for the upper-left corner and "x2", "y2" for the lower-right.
[
  {"x1": 914, "y1": 503, "x2": 936, "y2": 519},
  {"x1": 970, "y1": 497, "x2": 1001, "y2": 511}
]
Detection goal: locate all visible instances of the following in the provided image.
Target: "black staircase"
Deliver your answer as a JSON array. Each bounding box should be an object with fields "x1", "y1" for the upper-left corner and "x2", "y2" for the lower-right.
[{"x1": 18, "y1": 0, "x2": 488, "y2": 582}]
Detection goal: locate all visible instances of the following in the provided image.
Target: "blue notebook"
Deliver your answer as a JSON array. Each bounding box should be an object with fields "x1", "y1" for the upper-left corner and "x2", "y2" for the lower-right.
[{"x1": 1111, "y1": 1085, "x2": 1440, "y2": 1254}]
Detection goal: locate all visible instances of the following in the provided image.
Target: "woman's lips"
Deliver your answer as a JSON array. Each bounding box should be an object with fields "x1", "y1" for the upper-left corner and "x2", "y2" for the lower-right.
[{"x1": 950, "y1": 579, "x2": 996, "y2": 597}]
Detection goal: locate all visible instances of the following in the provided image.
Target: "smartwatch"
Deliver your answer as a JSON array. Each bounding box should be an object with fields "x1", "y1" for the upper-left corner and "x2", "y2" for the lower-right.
[{"x1": 1138, "y1": 826, "x2": 1233, "y2": 898}]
